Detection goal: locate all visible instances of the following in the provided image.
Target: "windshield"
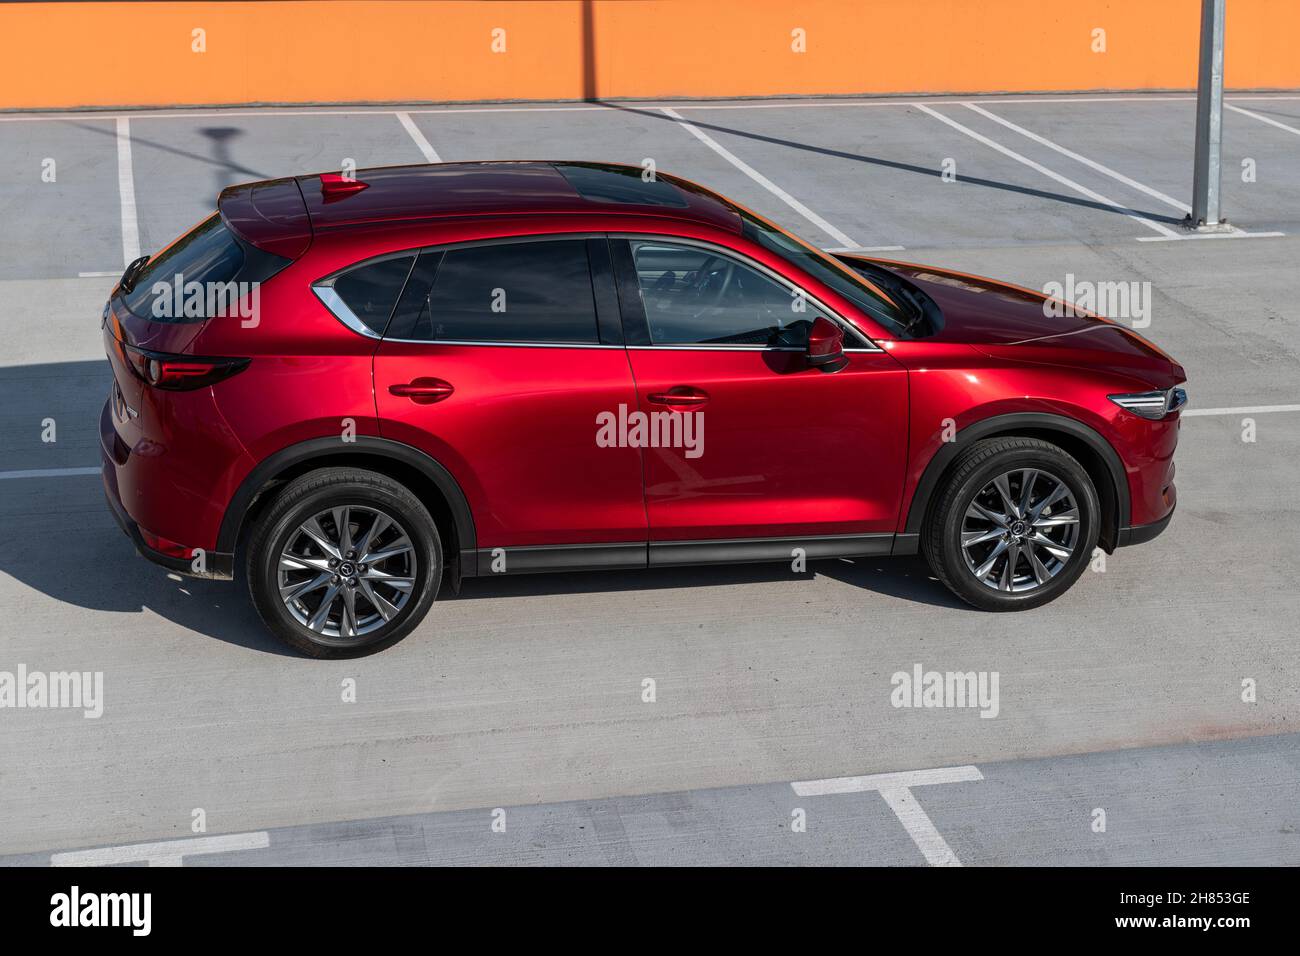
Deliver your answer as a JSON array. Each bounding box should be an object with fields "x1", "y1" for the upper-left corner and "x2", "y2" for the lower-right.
[{"x1": 737, "y1": 209, "x2": 910, "y2": 336}]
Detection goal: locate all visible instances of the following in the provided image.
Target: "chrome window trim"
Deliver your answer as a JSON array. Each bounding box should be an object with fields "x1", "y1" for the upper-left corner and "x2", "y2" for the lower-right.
[
  {"x1": 612, "y1": 232, "x2": 884, "y2": 353},
  {"x1": 312, "y1": 284, "x2": 383, "y2": 340},
  {"x1": 311, "y1": 230, "x2": 886, "y2": 353}
]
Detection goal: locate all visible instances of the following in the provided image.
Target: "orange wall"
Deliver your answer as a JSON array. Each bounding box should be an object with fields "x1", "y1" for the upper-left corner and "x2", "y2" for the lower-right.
[{"x1": 0, "y1": 0, "x2": 1295, "y2": 110}]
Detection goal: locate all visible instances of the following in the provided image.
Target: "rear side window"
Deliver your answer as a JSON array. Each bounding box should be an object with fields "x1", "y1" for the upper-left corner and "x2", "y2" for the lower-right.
[
  {"x1": 399, "y1": 239, "x2": 598, "y2": 344},
  {"x1": 122, "y1": 214, "x2": 244, "y2": 321},
  {"x1": 329, "y1": 255, "x2": 415, "y2": 335}
]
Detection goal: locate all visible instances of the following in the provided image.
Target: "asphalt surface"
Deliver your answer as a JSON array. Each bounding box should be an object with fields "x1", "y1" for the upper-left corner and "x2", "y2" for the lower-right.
[{"x1": 0, "y1": 93, "x2": 1298, "y2": 864}]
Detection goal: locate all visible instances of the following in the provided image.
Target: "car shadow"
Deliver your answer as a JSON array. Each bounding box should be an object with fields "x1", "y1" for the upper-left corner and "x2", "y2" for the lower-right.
[
  {"x1": 0, "y1": 359, "x2": 962, "y2": 659},
  {"x1": 447, "y1": 554, "x2": 963, "y2": 610}
]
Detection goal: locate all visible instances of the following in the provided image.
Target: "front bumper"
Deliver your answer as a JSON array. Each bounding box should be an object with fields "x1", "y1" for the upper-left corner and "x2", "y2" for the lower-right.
[{"x1": 1115, "y1": 504, "x2": 1175, "y2": 549}]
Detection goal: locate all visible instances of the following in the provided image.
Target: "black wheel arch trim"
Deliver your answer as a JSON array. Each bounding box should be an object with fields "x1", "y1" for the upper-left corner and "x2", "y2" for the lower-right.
[
  {"x1": 903, "y1": 412, "x2": 1130, "y2": 546},
  {"x1": 216, "y1": 436, "x2": 477, "y2": 565}
]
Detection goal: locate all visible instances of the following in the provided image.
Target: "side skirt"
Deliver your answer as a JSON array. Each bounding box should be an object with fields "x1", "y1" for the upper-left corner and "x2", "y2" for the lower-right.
[{"x1": 463, "y1": 534, "x2": 895, "y2": 577}]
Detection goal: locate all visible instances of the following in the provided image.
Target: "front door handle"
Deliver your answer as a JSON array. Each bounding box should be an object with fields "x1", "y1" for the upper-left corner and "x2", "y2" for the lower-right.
[
  {"x1": 389, "y1": 378, "x2": 454, "y2": 405},
  {"x1": 647, "y1": 386, "x2": 709, "y2": 408}
]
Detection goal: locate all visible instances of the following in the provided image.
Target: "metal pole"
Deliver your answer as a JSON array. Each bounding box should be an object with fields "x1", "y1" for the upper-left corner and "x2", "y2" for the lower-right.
[{"x1": 1190, "y1": 0, "x2": 1226, "y2": 227}]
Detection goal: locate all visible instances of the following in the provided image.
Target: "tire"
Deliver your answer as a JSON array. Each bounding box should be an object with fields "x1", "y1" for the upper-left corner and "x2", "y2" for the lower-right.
[
  {"x1": 922, "y1": 437, "x2": 1099, "y2": 612},
  {"x1": 246, "y1": 467, "x2": 442, "y2": 657}
]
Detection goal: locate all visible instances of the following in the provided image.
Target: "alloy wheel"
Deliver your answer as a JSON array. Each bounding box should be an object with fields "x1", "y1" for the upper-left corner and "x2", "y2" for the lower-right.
[
  {"x1": 960, "y1": 468, "x2": 1080, "y2": 593},
  {"x1": 277, "y1": 505, "x2": 417, "y2": 640}
]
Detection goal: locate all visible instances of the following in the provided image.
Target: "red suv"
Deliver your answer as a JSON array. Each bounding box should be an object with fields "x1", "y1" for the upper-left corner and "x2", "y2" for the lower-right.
[{"x1": 101, "y1": 162, "x2": 1184, "y2": 657}]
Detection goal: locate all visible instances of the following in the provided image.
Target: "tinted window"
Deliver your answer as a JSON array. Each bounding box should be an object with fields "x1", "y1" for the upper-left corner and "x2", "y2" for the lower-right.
[
  {"x1": 332, "y1": 255, "x2": 414, "y2": 335},
  {"x1": 738, "y1": 210, "x2": 908, "y2": 336},
  {"x1": 632, "y1": 241, "x2": 812, "y2": 347},
  {"x1": 406, "y1": 240, "x2": 598, "y2": 344},
  {"x1": 122, "y1": 214, "x2": 245, "y2": 321}
]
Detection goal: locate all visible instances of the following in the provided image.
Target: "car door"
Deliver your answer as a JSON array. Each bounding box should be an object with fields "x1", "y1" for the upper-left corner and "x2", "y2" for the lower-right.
[
  {"x1": 612, "y1": 236, "x2": 909, "y2": 564},
  {"x1": 368, "y1": 235, "x2": 646, "y2": 573}
]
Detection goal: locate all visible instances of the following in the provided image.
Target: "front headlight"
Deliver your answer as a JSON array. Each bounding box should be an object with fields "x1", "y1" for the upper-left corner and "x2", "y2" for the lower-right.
[{"x1": 1109, "y1": 386, "x2": 1187, "y2": 419}]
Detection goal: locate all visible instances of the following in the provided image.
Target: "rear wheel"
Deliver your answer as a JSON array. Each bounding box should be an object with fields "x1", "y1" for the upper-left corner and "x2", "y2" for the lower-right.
[
  {"x1": 922, "y1": 438, "x2": 1099, "y2": 611},
  {"x1": 247, "y1": 468, "x2": 441, "y2": 657}
]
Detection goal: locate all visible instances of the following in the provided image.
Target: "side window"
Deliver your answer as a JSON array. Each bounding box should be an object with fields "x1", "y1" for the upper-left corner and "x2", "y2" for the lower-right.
[
  {"x1": 404, "y1": 239, "x2": 599, "y2": 344},
  {"x1": 631, "y1": 240, "x2": 812, "y2": 347},
  {"x1": 327, "y1": 255, "x2": 415, "y2": 335}
]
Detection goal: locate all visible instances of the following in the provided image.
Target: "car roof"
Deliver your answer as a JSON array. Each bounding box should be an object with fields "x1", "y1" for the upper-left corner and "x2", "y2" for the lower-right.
[{"x1": 293, "y1": 161, "x2": 742, "y2": 234}]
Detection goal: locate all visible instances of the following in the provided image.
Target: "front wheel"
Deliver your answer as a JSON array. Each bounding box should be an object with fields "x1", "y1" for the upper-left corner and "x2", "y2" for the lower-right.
[
  {"x1": 923, "y1": 437, "x2": 1100, "y2": 611},
  {"x1": 246, "y1": 468, "x2": 442, "y2": 657}
]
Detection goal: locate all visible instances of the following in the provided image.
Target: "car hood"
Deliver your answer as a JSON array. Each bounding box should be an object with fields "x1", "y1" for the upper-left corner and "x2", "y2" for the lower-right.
[{"x1": 844, "y1": 256, "x2": 1184, "y2": 387}]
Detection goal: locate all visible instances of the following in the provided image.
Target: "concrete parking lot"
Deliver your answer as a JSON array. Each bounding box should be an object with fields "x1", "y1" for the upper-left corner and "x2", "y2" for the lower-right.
[{"x1": 1, "y1": 92, "x2": 1298, "y2": 865}]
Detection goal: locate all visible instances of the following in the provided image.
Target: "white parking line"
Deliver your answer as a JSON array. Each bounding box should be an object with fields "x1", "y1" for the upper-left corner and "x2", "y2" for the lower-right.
[
  {"x1": 792, "y1": 764, "x2": 983, "y2": 795},
  {"x1": 878, "y1": 787, "x2": 962, "y2": 866},
  {"x1": 1135, "y1": 231, "x2": 1285, "y2": 242},
  {"x1": 914, "y1": 104, "x2": 1182, "y2": 240},
  {"x1": 1226, "y1": 103, "x2": 1300, "y2": 137},
  {"x1": 78, "y1": 271, "x2": 119, "y2": 278},
  {"x1": 396, "y1": 111, "x2": 441, "y2": 163},
  {"x1": 51, "y1": 832, "x2": 270, "y2": 867},
  {"x1": 963, "y1": 103, "x2": 1193, "y2": 216},
  {"x1": 1183, "y1": 404, "x2": 1300, "y2": 417},
  {"x1": 115, "y1": 117, "x2": 140, "y2": 266},
  {"x1": 0, "y1": 466, "x2": 100, "y2": 480},
  {"x1": 659, "y1": 106, "x2": 859, "y2": 249},
  {"x1": 792, "y1": 765, "x2": 981, "y2": 867}
]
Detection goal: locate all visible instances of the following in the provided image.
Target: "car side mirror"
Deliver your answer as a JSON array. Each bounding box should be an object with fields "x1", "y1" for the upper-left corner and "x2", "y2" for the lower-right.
[{"x1": 806, "y1": 315, "x2": 847, "y2": 371}]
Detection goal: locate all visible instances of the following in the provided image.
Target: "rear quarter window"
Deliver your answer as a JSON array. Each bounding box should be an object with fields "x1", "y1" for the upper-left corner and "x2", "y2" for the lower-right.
[{"x1": 327, "y1": 255, "x2": 416, "y2": 336}]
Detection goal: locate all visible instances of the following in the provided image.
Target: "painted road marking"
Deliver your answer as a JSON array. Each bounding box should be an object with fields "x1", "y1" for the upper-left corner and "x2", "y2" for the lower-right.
[
  {"x1": 963, "y1": 103, "x2": 1193, "y2": 216},
  {"x1": 660, "y1": 106, "x2": 859, "y2": 249},
  {"x1": 1136, "y1": 231, "x2": 1285, "y2": 242},
  {"x1": 960, "y1": 106, "x2": 1288, "y2": 242},
  {"x1": 396, "y1": 111, "x2": 442, "y2": 163},
  {"x1": 878, "y1": 787, "x2": 962, "y2": 866},
  {"x1": 0, "y1": 467, "x2": 101, "y2": 480},
  {"x1": 1226, "y1": 104, "x2": 1300, "y2": 138},
  {"x1": 792, "y1": 764, "x2": 983, "y2": 795},
  {"x1": 792, "y1": 764, "x2": 981, "y2": 867},
  {"x1": 914, "y1": 104, "x2": 1182, "y2": 240},
  {"x1": 1183, "y1": 404, "x2": 1300, "y2": 417},
  {"x1": 115, "y1": 117, "x2": 140, "y2": 267},
  {"x1": 78, "y1": 271, "x2": 119, "y2": 278},
  {"x1": 51, "y1": 832, "x2": 270, "y2": 867}
]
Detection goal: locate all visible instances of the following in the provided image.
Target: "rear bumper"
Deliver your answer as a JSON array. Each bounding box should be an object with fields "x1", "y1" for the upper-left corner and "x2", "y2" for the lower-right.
[
  {"x1": 1115, "y1": 505, "x2": 1175, "y2": 549},
  {"x1": 101, "y1": 404, "x2": 234, "y2": 580}
]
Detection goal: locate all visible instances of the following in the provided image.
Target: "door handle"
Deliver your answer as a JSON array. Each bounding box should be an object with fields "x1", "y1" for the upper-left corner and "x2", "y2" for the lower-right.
[
  {"x1": 647, "y1": 387, "x2": 709, "y2": 408},
  {"x1": 389, "y1": 378, "x2": 454, "y2": 405}
]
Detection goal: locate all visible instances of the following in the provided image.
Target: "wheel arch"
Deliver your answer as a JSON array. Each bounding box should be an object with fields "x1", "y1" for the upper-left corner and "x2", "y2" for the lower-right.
[
  {"x1": 903, "y1": 413, "x2": 1129, "y2": 553},
  {"x1": 218, "y1": 436, "x2": 478, "y2": 573}
]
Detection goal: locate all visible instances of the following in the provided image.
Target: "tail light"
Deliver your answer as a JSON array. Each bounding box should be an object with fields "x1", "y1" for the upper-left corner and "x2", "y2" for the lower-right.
[{"x1": 120, "y1": 342, "x2": 249, "y2": 391}]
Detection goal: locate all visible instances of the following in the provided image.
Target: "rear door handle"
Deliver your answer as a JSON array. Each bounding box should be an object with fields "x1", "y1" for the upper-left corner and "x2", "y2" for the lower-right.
[
  {"x1": 647, "y1": 387, "x2": 709, "y2": 408},
  {"x1": 389, "y1": 378, "x2": 454, "y2": 405}
]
